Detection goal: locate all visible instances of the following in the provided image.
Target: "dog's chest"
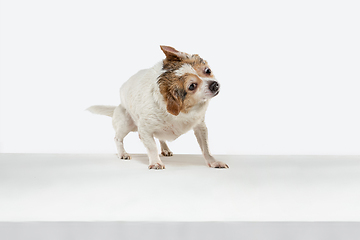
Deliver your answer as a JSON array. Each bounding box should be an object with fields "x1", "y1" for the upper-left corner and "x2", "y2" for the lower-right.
[{"x1": 154, "y1": 113, "x2": 202, "y2": 141}]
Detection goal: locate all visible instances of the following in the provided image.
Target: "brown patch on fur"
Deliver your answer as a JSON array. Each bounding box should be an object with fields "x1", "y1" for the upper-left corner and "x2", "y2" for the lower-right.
[{"x1": 158, "y1": 46, "x2": 210, "y2": 115}]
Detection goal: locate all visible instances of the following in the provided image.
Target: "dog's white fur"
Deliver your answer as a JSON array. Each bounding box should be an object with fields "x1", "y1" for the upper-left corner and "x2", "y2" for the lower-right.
[{"x1": 88, "y1": 46, "x2": 228, "y2": 169}]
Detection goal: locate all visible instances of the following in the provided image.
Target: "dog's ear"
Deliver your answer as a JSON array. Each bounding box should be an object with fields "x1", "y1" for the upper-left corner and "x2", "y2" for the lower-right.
[
  {"x1": 160, "y1": 45, "x2": 187, "y2": 61},
  {"x1": 166, "y1": 88, "x2": 186, "y2": 116},
  {"x1": 166, "y1": 92, "x2": 181, "y2": 116}
]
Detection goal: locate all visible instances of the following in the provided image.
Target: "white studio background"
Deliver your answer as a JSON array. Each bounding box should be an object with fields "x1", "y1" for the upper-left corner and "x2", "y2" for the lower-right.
[{"x1": 0, "y1": 0, "x2": 359, "y2": 155}]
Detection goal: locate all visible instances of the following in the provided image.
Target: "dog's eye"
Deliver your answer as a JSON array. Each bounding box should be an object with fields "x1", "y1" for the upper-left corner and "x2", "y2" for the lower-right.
[
  {"x1": 204, "y1": 68, "x2": 211, "y2": 75},
  {"x1": 188, "y1": 83, "x2": 197, "y2": 91}
]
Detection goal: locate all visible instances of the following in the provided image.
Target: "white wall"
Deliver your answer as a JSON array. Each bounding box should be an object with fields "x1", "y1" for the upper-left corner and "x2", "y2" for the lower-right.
[{"x1": 0, "y1": 0, "x2": 359, "y2": 155}]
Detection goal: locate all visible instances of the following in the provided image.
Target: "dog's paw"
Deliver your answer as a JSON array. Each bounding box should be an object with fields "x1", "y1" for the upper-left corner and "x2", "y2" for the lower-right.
[
  {"x1": 209, "y1": 161, "x2": 229, "y2": 169},
  {"x1": 118, "y1": 153, "x2": 131, "y2": 160},
  {"x1": 148, "y1": 163, "x2": 166, "y2": 170},
  {"x1": 161, "y1": 150, "x2": 173, "y2": 157}
]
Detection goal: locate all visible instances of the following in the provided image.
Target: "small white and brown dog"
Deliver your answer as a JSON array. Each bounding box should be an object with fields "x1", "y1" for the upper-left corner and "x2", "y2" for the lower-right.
[{"x1": 88, "y1": 46, "x2": 228, "y2": 169}]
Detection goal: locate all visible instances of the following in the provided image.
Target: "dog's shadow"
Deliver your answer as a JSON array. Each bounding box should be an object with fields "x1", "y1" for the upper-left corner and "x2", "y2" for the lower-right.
[{"x1": 130, "y1": 154, "x2": 206, "y2": 167}]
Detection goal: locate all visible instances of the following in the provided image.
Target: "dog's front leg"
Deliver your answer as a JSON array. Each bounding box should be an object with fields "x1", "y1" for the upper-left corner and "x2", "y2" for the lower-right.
[
  {"x1": 194, "y1": 121, "x2": 229, "y2": 168},
  {"x1": 138, "y1": 129, "x2": 165, "y2": 169}
]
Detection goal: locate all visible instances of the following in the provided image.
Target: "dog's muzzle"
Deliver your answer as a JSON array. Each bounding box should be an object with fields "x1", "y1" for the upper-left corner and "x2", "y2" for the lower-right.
[{"x1": 209, "y1": 81, "x2": 220, "y2": 96}]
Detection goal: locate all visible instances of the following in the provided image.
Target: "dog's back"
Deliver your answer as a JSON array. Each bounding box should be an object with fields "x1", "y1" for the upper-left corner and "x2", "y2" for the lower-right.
[{"x1": 119, "y1": 62, "x2": 165, "y2": 124}]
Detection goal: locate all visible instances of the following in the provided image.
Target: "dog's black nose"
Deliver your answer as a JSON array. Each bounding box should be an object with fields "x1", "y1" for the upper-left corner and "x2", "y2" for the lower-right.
[{"x1": 209, "y1": 81, "x2": 220, "y2": 93}]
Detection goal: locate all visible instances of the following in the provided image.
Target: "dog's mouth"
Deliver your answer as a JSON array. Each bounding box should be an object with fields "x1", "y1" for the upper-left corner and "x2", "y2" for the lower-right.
[
  {"x1": 213, "y1": 90, "x2": 220, "y2": 97},
  {"x1": 203, "y1": 89, "x2": 219, "y2": 102}
]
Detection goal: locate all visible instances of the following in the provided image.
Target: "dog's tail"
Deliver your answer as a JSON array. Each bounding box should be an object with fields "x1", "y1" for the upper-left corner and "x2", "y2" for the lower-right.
[{"x1": 87, "y1": 105, "x2": 116, "y2": 117}]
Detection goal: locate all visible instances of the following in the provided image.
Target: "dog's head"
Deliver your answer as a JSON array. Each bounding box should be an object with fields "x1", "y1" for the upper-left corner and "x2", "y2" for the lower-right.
[{"x1": 158, "y1": 46, "x2": 220, "y2": 116}]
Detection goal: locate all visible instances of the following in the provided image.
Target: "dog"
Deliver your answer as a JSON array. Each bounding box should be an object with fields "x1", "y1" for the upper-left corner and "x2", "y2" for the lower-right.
[{"x1": 88, "y1": 46, "x2": 228, "y2": 169}]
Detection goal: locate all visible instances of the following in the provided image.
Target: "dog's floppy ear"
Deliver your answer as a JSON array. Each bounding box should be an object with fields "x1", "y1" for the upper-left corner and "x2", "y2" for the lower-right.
[
  {"x1": 166, "y1": 92, "x2": 181, "y2": 116},
  {"x1": 167, "y1": 96, "x2": 181, "y2": 116},
  {"x1": 160, "y1": 45, "x2": 187, "y2": 61},
  {"x1": 166, "y1": 88, "x2": 186, "y2": 116}
]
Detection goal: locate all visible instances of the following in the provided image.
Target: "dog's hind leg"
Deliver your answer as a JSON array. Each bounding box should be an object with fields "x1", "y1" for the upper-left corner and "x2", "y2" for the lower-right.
[
  {"x1": 112, "y1": 105, "x2": 137, "y2": 160},
  {"x1": 160, "y1": 140, "x2": 173, "y2": 157}
]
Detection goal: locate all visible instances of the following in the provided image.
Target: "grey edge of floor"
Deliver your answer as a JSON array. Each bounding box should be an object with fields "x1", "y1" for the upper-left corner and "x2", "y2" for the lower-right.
[{"x1": 1, "y1": 222, "x2": 360, "y2": 240}]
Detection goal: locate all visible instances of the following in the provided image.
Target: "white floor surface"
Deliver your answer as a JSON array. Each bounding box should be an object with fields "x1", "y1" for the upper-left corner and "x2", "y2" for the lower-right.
[{"x1": 1, "y1": 154, "x2": 360, "y2": 222}]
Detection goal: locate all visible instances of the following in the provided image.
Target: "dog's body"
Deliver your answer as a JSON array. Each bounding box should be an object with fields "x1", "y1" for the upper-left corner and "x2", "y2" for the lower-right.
[{"x1": 88, "y1": 46, "x2": 228, "y2": 169}]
